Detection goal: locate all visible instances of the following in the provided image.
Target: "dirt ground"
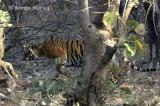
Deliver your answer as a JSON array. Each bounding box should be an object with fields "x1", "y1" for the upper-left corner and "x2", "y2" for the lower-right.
[{"x1": 0, "y1": 57, "x2": 160, "y2": 106}]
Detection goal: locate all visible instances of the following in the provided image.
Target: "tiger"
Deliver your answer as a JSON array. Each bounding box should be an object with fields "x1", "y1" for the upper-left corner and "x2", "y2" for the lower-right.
[
  {"x1": 130, "y1": 62, "x2": 158, "y2": 72},
  {"x1": 23, "y1": 37, "x2": 84, "y2": 72},
  {"x1": 23, "y1": 36, "x2": 159, "y2": 73},
  {"x1": 130, "y1": 64, "x2": 157, "y2": 72}
]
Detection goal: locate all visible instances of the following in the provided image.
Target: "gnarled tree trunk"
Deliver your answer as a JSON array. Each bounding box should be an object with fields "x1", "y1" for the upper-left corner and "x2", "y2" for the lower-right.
[
  {"x1": 73, "y1": 0, "x2": 119, "y2": 105},
  {"x1": 0, "y1": 1, "x2": 18, "y2": 92},
  {"x1": 71, "y1": 0, "x2": 136, "y2": 105}
]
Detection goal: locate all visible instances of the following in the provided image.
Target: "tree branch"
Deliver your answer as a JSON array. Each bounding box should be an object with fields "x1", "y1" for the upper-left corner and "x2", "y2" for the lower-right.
[
  {"x1": 79, "y1": 0, "x2": 96, "y2": 38},
  {"x1": 122, "y1": 2, "x2": 136, "y2": 23}
]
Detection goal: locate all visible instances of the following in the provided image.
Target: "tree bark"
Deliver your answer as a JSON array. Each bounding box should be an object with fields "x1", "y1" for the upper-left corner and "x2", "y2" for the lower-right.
[
  {"x1": 0, "y1": 1, "x2": 18, "y2": 90},
  {"x1": 76, "y1": 0, "x2": 118, "y2": 105},
  {"x1": 74, "y1": 0, "x2": 136, "y2": 105},
  {"x1": 79, "y1": 0, "x2": 106, "y2": 82}
]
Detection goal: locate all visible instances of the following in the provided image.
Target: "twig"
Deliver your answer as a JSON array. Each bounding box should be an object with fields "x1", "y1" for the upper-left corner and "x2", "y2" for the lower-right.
[
  {"x1": 0, "y1": 92, "x2": 10, "y2": 100},
  {"x1": 3, "y1": 65, "x2": 15, "y2": 81}
]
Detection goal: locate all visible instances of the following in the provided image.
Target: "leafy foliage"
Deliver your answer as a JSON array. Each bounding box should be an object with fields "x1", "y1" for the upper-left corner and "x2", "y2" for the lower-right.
[
  {"x1": 127, "y1": 20, "x2": 145, "y2": 35},
  {"x1": 135, "y1": 23, "x2": 145, "y2": 35},
  {"x1": 127, "y1": 20, "x2": 139, "y2": 29},
  {"x1": 129, "y1": 0, "x2": 140, "y2": 5},
  {"x1": 102, "y1": 11, "x2": 119, "y2": 27},
  {"x1": 103, "y1": 12, "x2": 145, "y2": 59},
  {"x1": 120, "y1": 87, "x2": 132, "y2": 94},
  {"x1": 26, "y1": 76, "x2": 80, "y2": 105},
  {"x1": 122, "y1": 34, "x2": 145, "y2": 58},
  {"x1": 0, "y1": 10, "x2": 12, "y2": 27},
  {"x1": 122, "y1": 20, "x2": 146, "y2": 58}
]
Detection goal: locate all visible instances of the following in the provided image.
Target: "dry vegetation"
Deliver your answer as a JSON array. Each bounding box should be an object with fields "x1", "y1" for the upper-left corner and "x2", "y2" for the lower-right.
[{"x1": 0, "y1": 0, "x2": 160, "y2": 106}]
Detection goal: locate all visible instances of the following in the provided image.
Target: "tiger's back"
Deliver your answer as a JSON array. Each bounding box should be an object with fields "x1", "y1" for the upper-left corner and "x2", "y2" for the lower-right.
[
  {"x1": 39, "y1": 38, "x2": 67, "y2": 58},
  {"x1": 23, "y1": 37, "x2": 84, "y2": 67}
]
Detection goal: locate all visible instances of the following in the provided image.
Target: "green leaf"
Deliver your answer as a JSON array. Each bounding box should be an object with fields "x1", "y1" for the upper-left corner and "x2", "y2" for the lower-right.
[
  {"x1": 127, "y1": 33, "x2": 138, "y2": 41},
  {"x1": 122, "y1": 33, "x2": 145, "y2": 58},
  {"x1": 7, "y1": 23, "x2": 13, "y2": 27},
  {"x1": 135, "y1": 23, "x2": 145, "y2": 35},
  {"x1": 127, "y1": 34, "x2": 145, "y2": 55},
  {"x1": 102, "y1": 11, "x2": 118, "y2": 27},
  {"x1": 124, "y1": 43, "x2": 136, "y2": 56},
  {"x1": 120, "y1": 87, "x2": 132, "y2": 94},
  {"x1": 132, "y1": 0, "x2": 140, "y2": 5},
  {"x1": 127, "y1": 20, "x2": 139, "y2": 29},
  {"x1": 3, "y1": 23, "x2": 12, "y2": 27},
  {"x1": 0, "y1": 10, "x2": 12, "y2": 27},
  {"x1": 135, "y1": 39, "x2": 145, "y2": 55}
]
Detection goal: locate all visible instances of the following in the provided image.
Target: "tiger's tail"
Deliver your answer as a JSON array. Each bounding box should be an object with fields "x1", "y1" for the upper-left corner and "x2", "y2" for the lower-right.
[{"x1": 129, "y1": 63, "x2": 157, "y2": 72}]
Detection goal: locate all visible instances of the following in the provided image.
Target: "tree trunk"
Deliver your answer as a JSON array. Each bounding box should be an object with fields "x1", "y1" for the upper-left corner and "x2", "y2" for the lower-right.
[
  {"x1": 74, "y1": 0, "x2": 119, "y2": 105},
  {"x1": 0, "y1": 1, "x2": 18, "y2": 92},
  {"x1": 73, "y1": 0, "x2": 136, "y2": 105}
]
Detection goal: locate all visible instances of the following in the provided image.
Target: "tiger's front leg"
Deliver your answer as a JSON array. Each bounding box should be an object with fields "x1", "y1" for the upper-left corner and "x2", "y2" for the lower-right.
[
  {"x1": 55, "y1": 64, "x2": 64, "y2": 74},
  {"x1": 55, "y1": 55, "x2": 65, "y2": 74}
]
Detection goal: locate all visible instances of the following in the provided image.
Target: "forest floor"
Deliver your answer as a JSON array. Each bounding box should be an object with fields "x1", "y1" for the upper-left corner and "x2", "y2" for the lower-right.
[
  {"x1": 105, "y1": 70, "x2": 160, "y2": 106},
  {"x1": 0, "y1": 58, "x2": 160, "y2": 106}
]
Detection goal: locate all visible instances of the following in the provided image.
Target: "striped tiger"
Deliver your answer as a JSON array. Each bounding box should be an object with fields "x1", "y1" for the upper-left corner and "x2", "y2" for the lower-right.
[
  {"x1": 23, "y1": 37, "x2": 84, "y2": 71},
  {"x1": 23, "y1": 37, "x2": 159, "y2": 72}
]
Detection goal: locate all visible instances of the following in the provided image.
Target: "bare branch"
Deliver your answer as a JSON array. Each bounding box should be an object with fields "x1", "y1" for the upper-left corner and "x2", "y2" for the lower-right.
[
  {"x1": 79, "y1": 0, "x2": 96, "y2": 38},
  {"x1": 122, "y1": 1, "x2": 136, "y2": 23}
]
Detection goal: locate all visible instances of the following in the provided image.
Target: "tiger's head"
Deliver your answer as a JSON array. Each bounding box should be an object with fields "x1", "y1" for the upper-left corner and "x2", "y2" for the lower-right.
[{"x1": 22, "y1": 45, "x2": 40, "y2": 61}]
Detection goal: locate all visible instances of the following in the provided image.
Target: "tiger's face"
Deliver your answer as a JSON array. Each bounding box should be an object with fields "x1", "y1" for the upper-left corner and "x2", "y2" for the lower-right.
[{"x1": 22, "y1": 45, "x2": 40, "y2": 61}]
